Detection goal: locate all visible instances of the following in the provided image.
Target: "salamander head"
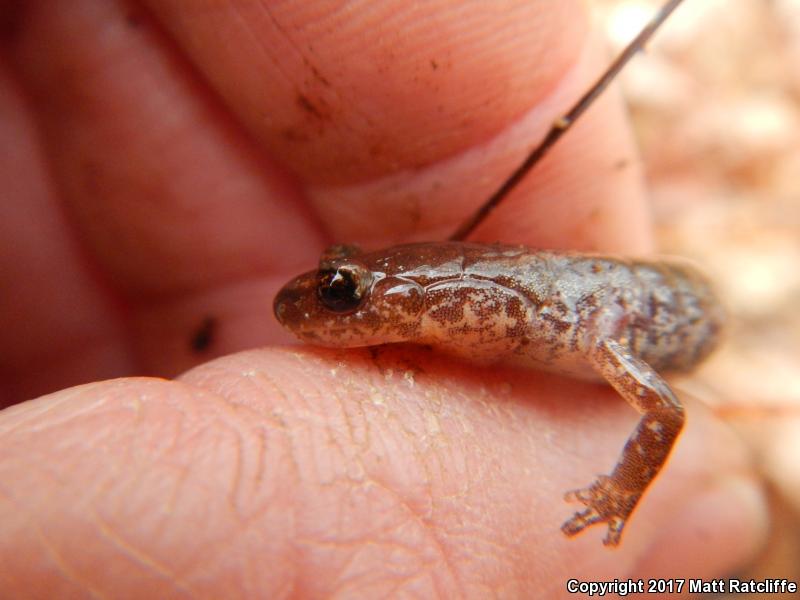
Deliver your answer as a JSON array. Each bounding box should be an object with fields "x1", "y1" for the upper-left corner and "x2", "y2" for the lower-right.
[{"x1": 273, "y1": 244, "x2": 426, "y2": 347}]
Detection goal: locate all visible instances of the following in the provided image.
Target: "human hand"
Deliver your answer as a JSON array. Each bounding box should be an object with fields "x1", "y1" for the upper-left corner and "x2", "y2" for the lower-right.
[{"x1": 0, "y1": 1, "x2": 767, "y2": 597}]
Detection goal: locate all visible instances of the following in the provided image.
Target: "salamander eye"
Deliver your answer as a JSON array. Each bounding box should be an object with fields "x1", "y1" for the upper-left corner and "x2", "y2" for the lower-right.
[{"x1": 316, "y1": 264, "x2": 370, "y2": 313}]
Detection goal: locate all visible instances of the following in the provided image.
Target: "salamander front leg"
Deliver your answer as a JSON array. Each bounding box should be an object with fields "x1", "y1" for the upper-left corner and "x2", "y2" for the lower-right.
[{"x1": 562, "y1": 338, "x2": 686, "y2": 546}]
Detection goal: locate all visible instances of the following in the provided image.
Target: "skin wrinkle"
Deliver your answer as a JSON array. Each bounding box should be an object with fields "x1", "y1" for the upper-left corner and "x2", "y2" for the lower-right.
[
  {"x1": 237, "y1": 372, "x2": 300, "y2": 434},
  {"x1": 31, "y1": 517, "x2": 106, "y2": 600},
  {"x1": 237, "y1": 368, "x2": 290, "y2": 410},
  {"x1": 159, "y1": 460, "x2": 194, "y2": 519},
  {"x1": 337, "y1": 480, "x2": 461, "y2": 597},
  {"x1": 149, "y1": 412, "x2": 190, "y2": 469},
  {"x1": 358, "y1": 383, "x2": 384, "y2": 454},
  {"x1": 333, "y1": 545, "x2": 437, "y2": 598},
  {"x1": 109, "y1": 406, "x2": 204, "y2": 583},
  {"x1": 186, "y1": 514, "x2": 273, "y2": 597},
  {"x1": 89, "y1": 506, "x2": 192, "y2": 594},
  {"x1": 301, "y1": 9, "x2": 384, "y2": 163},
  {"x1": 343, "y1": 378, "x2": 377, "y2": 454},
  {"x1": 257, "y1": 2, "x2": 341, "y2": 117},
  {"x1": 243, "y1": 429, "x2": 287, "y2": 521},
  {"x1": 254, "y1": 406, "x2": 304, "y2": 502},
  {"x1": 328, "y1": 539, "x2": 421, "y2": 596},
  {"x1": 0, "y1": 494, "x2": 90, "y2": 600},
  {"x1": 0, "y1": 487, "x2": 24, "y2": 596},
  {"x1": 199, "y1": 407, "x2": 294, "y2": 519},
  {"x1": 2, "y1": 380, "x2": 168, "y2": 448},
  {"x1": 0, "y1": 390, "x2": 81, "y2": 435},
  {"x1": 248, "y1": 3, "x2": 312, "y2": 95},
  {"x1": 287, "y1": 380, "x2": 339, "y2": 489},
  {"x1": 226, "y1": 425, "x2": 247, "y2": 520},
  {"x1": 214, "y1": 353, "x2": 467, "y2": 594},
  {"x1": 362, "y1": 573, "x2": 420, "y2": 599},
  {"x1": 251, "y1": 424, "x2": 269, "y2": 487},
  {"x1": 359, "y1": 393, "x2": 491, "y2": 594},
  {"x1": 132, "y1": 385, "x2": 292, "y2": 594},
  {"x1": 139, "y1": 383, "x2": 292, "y2": 585},
  {"x1": 328, "y1": 376, "x2": 364, "y2": 467},
  {"x1": 312, "y1": 361, "x2": 382, "y2": 466},
  {"x1": 125, "y1": 389, "x2": 193, "y2": 477},
  {"x1": 447, "y1": 528, "x2": 518, "y2": 563},
  {"x1": 315, "y1": 481, "x2": 431, "y2": 550},
  {"x1": 192, "y1": 501, "x2": 277, "y2": 593},
  {"x1": 216, "y1": 393, "x2": 302, "y2": 586}
]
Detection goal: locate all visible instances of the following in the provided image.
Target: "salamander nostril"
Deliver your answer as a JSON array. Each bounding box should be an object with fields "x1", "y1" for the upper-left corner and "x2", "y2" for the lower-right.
[{"x1": 273, "y1": 273, "x2": 317, "y2": 326}]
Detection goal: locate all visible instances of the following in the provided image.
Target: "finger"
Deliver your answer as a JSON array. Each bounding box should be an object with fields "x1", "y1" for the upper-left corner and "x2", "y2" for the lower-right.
[
  {"x1": 7, "y1": 0, "x2": 321, "y2": 394},
  {"x1": 144, "y1": 1, "x2": 588, "y2": 185},
  {"x1": 0, "y1": 57, "x2": 133, "y2": 404},
  {"x1": 143, "y1": 0, "x2": 651, "y2": 250},
  {"x1": 10, "y1": 0, "x2": 322, "y2": 297},
  {"x1": 0, "y1": 349, "x2": 767, "y2": 598}
]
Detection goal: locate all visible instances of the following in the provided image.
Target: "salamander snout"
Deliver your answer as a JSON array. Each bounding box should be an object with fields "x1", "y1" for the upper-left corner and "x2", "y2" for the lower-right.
[{"x1": 273, "y1": 271, "x2": 313, "y2": 330}]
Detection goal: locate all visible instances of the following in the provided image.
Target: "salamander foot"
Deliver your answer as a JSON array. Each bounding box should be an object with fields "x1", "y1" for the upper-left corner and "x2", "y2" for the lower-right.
[{"x1": 561, "y1": 475, "x2": 641, "y2": 546}]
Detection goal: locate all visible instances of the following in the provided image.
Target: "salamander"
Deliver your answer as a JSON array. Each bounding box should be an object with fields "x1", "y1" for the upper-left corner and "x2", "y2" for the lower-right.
[{"x1": 273, "y1": 241, "x2": 724, "y2": 545}]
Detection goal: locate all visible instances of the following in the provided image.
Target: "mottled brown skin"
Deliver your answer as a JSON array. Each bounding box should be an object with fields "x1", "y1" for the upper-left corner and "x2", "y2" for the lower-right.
[{"x1": 274, "y1": 241, "x2": 725, "y2": 545}]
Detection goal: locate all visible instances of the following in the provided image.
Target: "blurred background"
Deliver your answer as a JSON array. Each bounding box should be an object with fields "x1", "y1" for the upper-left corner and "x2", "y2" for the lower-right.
[{"x1": 593, "y1": 0, "x2": 800, "y2": 589}]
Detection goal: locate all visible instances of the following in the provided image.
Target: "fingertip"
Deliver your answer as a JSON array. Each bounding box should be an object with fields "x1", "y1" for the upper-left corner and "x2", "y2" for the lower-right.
[
  {"x1": 0, "y1": 352, "x2": 768, "y2": 597},
  {"x1": 631, "y1": 475, "x2": 769, "y2": 580},
  {"x1": 0, "y1": 377, "x2": 299, "y2": 598},
  {"x1": 309, "y1": 29, "x2": 652, "y2": 252},
  {"x1": 146, "y1": 0, "x2": 589, "y2": 184}
]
